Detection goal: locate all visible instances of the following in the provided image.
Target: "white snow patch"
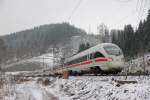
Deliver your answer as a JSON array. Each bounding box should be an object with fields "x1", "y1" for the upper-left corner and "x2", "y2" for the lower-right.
[
  {"x1": 30, "y1": 53, "x2": 53, "y2": 66},
  {"x1": 2, "y1": 76, "x2": 150, "y2": 100},
  {"x1": 45, "y1": 76, "x2": 150, "y2": 100}
]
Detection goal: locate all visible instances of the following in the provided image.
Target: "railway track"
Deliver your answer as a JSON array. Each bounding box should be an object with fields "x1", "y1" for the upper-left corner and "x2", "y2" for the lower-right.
[
  {"x1": 14, "y1": 71, "x2": 150, "y2": 78},
  {"x1": 13, "y1": 72, "x2": 148, "y2": 85}
]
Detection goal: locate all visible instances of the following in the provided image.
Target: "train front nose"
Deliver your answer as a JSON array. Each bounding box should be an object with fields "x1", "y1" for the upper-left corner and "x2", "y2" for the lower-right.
[
  {"x1": 109, "y1": 56, "x2": 124, "y2": 70},
  {"x1": 103, "y1": 44, "x2": 125, "y2": 71}
]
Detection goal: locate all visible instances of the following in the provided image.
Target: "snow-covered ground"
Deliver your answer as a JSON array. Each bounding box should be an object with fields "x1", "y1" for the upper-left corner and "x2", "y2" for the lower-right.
[
  {"x1": 3, "y1": 53, "x2": 55, "y2": 72},
  {"x1": 2, "y1": 53, "x2": 150, "y2": 100},
  {"x1": 127, "y1": 54, "x2": 150, "y2": 73},
  {"x1": 46, "y1": 76, "x2": 150, "y2": 100},
  {"x1": 2, "y1": 75, "x2": 150, "y2": 100}
]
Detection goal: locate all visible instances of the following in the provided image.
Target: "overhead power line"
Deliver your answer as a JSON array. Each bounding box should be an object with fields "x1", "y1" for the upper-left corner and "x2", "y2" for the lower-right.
[
  {"x1": 137, "y1": 0, "x2": 144, "y2": 24},
  {"x1": 114, "y1": 0, "x2": 132, "y2": 3},
  {"x1": 136, "y1": 0, "x2": 149, "y2": 27},
  {"x1": 116, "y1": 10, "x2": 137, "y2": 24},
  {"x1": 135, "y1": 0, "x2": 140, "y2": 11},
  {"x1": 140, "y1": 0, "x2": 147, "y2": 20},
  {"x1": 68, "y1": 0, "x2": 82, "y2": 22},
  {"x1": 114, "y1": 0, "x2": 147, "y2": 29}
]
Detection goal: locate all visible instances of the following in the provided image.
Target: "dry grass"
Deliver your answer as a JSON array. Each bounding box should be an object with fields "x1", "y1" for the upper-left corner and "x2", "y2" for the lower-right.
[
  {"x1": 37, "y1": 78, "x2": 51, "y2": 86},
  {"x1": 0, "y1": 74, "x2": 16, "y2": 100}
]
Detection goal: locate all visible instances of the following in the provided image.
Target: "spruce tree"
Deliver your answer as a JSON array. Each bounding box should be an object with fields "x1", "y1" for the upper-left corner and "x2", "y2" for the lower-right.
[{"x1": 0, "y1": 38, "x2": 6, "y2": 70}]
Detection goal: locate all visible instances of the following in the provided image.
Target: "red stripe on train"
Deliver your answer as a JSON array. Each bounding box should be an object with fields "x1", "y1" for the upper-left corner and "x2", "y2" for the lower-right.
[
  {"x1": 69, "y1": 58, "x2": 112, "y2": 67},
  {"x1": 81, "y1": 60, "x2": 93, "y2": 65},
  {"x1": 69, "y1": 60, "x2": 93, "y2": 67},
  {"x1": 95, "y1": 58, "x2": 109, "y2": 62}
]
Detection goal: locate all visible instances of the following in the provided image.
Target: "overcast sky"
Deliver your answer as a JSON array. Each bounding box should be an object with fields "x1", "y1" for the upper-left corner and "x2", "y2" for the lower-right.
[{"x1": 0, "y1": 0, "x2": 149, "y2": 35}]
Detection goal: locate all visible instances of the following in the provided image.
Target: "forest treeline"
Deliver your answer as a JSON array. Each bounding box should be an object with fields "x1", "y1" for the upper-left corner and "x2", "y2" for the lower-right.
[
  {"x1": 111, "y1": 10, "x2": 150, "y2": 59},
  {"x1": 0, "y1": 23, "x2": 86, "y2": 63}
]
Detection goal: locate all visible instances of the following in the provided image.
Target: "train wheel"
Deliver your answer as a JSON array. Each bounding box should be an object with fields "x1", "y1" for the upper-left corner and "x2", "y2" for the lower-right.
[
  {"x1": 62, "y1": 71, "x2": 70, "y2": 79},
  {"x1": 71, "y1": 71, "x2": 78, "y2": 76},
  {"x1": 90, "y1": 66, "x2": 101, "y2": 75}
]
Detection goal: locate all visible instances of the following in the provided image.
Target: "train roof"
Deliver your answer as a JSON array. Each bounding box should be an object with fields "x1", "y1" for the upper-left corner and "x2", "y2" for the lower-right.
[{"x1": 65, "y1": 43, "x2": 118, "y2": 63}]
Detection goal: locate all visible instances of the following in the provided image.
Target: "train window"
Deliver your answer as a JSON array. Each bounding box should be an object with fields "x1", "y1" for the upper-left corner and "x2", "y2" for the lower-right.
[
  {"x1": 104, "y1": 45, "x2": 122, "y2": 56},
  {"x1": 77, "y1": 55, "x2": 87, "y2": 62},
  {"x1": 67, "y1": 62, "x2": 70, "y2": 65},
  {"x1": 90, "y1": 53, "x2": 94, "y2": 59},
  {"x1": 70, "y1": 61, "x2": 72, "y2": 65},
  {"x1": 67, "y1": 55, "x2": 89, "y2": 65},
  {"x1": 83, "y1": 55, "x2": 87, "y2": 61},
  {"x1": 73, "y1": 59, "x2": 76, "y2": 64},
  {"x1": 80, "y1": 56, "x2": 84, "y2": 62},
  {"x1": 77, "y1": 57, "x2": 81, "y2": 63},
  {"x1": 76, "y1": 58, "x2": 79, "y2": 63},
  {"x1": 94, "y1": 52, "x2": 105, "y2": 58},
  {"x1": 87, "y1": 54, "x2": 90, "y2": 60}
]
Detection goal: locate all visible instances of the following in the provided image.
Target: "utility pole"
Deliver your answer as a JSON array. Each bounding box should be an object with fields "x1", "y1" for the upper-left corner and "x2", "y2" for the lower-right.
[
  {"x1": 143, "y1": 47, "x2": 146, "y2": 75},
  {"x1": 0, "y1": 60, "x2": 1, "y2": 71},
  {"x1": 43, "y1": 55, "x2": 44, "y2": 67},
  {"x1": 143, "y1": 54, "x2": 146, "y2": 74}
]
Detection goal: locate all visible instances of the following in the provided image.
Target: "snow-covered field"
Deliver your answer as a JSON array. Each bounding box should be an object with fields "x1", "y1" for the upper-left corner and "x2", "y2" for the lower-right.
[
  {"x1": 3, "y1": 53, "x2": 55, "y2": 72},
  {"x1": 1, "y1": 75, "x2": 150, "y2": 100},
  {"x1": 2, "y1": 54, "x2": 150, "y2": 100}
]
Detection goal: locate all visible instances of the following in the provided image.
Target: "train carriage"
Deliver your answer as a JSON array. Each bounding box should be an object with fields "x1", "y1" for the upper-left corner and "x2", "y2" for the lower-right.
[{"x1": 56, "y1": 43, "x2": 124, "y2": 75}]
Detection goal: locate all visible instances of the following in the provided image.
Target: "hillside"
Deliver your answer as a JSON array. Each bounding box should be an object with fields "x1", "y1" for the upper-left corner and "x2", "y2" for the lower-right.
[{"x1": 2, "y1": 23, "x2": 86, "y2": 63}]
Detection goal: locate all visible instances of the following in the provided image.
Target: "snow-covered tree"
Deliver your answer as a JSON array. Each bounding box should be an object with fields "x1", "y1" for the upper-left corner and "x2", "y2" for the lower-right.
[{"x1": 97, "y1": 23, "x2": 110, "y2": 43}]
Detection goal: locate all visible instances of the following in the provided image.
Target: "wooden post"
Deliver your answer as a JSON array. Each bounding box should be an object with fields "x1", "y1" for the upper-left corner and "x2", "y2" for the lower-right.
[{"x1": 63, "y1": 71, "x2": 70, "y2": 79}]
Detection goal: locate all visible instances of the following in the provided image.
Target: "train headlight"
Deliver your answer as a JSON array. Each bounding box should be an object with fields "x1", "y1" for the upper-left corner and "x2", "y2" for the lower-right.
[{"x1": 108, "y1": 58, "x2": 113, "y2": 62}]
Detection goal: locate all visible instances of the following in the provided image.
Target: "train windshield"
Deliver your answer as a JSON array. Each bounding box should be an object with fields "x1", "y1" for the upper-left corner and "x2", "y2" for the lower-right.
[{"x1": 104, "y1": 45, "x2": 122, "y2": 56}]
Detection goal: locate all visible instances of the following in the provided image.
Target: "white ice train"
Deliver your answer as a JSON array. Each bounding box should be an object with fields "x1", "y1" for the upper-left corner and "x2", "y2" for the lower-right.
[{"x1": 54, "y1": 43, "x2": 124, "y2": 75}]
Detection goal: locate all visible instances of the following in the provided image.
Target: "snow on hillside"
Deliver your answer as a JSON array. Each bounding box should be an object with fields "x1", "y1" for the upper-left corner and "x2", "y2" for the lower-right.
[
  {"x1": 2, "y1": 75, "x2": 150, "y2": 100},
  {"x1": 3, "y1": 53, "x2": 55, "y2": 72},
  {"x1": 30, "y1": 53, "x2": 54, "y2": 67},
  {"x1": 127, "y1": 54, "x2": 150, "y2": 73}
]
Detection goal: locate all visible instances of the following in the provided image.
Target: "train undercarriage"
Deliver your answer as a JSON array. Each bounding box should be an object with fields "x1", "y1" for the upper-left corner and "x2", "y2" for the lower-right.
[{"x1": 61, "y1": 66, "x2": 122, "y2": 77}]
